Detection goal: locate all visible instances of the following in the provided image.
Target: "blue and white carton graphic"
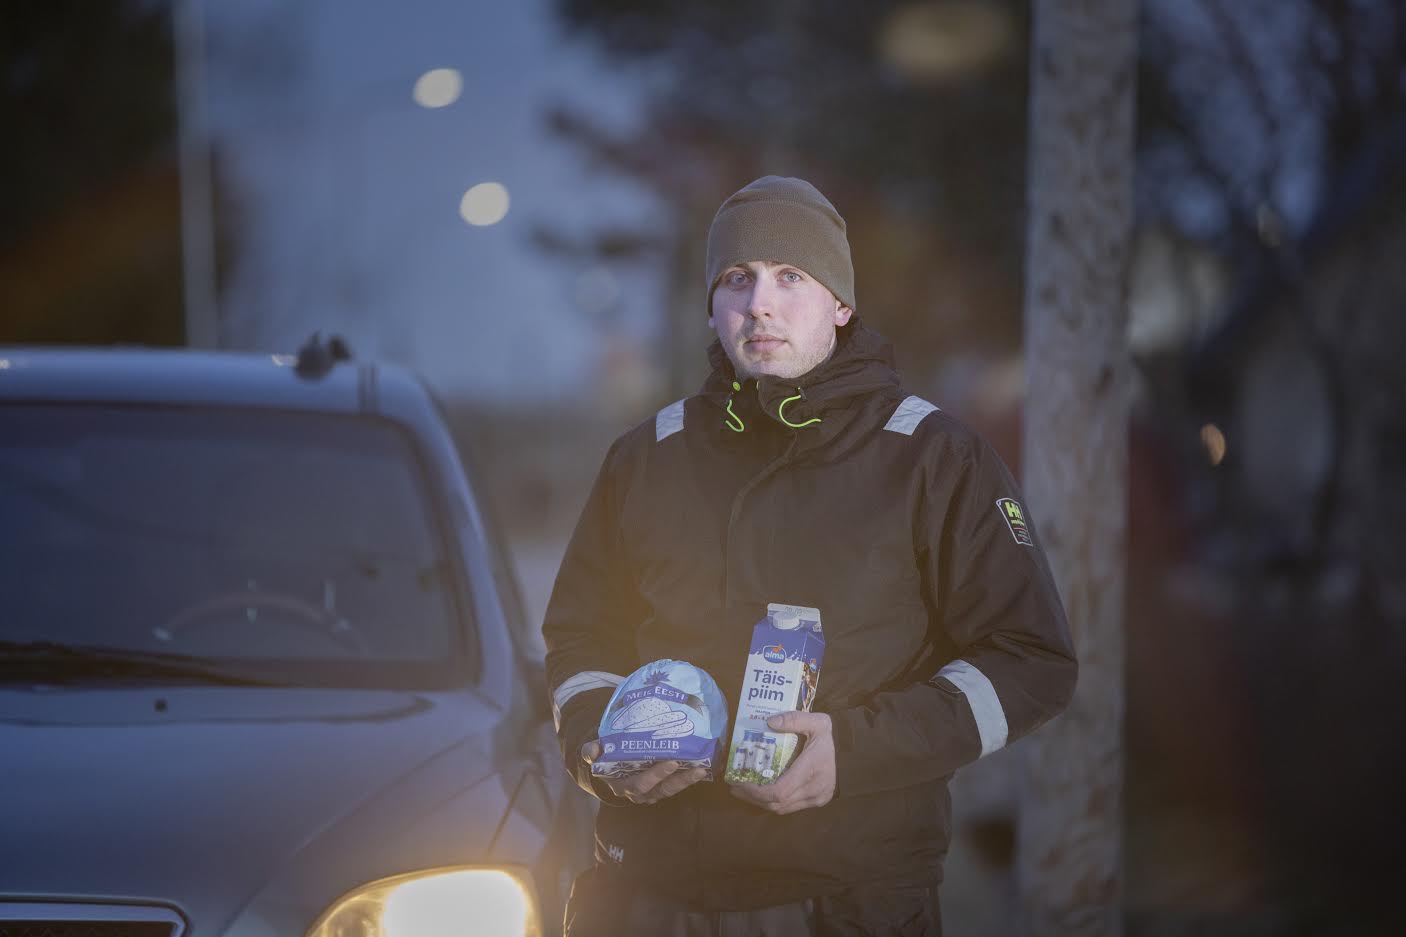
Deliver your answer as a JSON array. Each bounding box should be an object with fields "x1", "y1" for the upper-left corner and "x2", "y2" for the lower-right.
[
  {"x1": 591, "y1": 659, "x2": 729, "y2": 781},
  {"x1": 724, "y1": 603, "x2": 825, "y2": 785}
]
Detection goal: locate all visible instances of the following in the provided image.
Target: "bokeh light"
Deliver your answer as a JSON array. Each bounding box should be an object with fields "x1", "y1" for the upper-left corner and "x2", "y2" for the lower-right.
[
  {"x1": 459, "y1": 182, "x2": 510, "y2": 227},
  {"x1": 413, "y1": 68, "x2": 463, "y2": 108},
  {"x1": 1201, "y1": 423, "x2": 1227, "y2": 466},
  {"x1": 877, "y1": 2, "x2": 1014, "y2": 83}
]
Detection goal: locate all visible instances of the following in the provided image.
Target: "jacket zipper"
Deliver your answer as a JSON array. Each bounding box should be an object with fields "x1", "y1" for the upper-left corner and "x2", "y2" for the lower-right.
[
  {"x1": 702, "y1": 432, "x2": 796, "y2": 884},
  {"x1": 721, "y1": 434, "x2": 799, "y2": 603}
]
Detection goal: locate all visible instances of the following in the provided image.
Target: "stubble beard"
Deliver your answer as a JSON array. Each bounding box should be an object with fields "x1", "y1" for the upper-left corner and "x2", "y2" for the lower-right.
[{"x1": 734, "y1": 328, "x2": 837, "y2": 381}]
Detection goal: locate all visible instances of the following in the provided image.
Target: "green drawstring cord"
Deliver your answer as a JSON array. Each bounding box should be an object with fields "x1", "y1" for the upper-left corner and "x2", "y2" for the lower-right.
[
  {"x1": 725, "y1": 381, "x2": 821, "y2": 431},
  {"x1": 725, "y1": 381, "x2": 746, "y2": 433},
  {"x1": 778, "y1": 388, "x2": 822, "y2": 428}
]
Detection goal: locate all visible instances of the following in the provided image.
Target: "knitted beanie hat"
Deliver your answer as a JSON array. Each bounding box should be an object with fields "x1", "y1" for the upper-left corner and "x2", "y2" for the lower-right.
[{"x1": 705, "y1": 176, "x2": 855, "y2": 314}]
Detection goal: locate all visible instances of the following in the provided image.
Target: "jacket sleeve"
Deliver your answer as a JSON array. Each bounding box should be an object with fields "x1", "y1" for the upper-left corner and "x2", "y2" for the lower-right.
[
  {"x1": 542, "y1": 439, "x2": 647, "y2": 803},
  {"x1": 830, "y1": 432, "x2": 1078, "y2": 796}
]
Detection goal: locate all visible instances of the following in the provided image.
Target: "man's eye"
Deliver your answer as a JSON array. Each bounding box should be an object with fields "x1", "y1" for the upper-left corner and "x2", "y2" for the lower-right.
[
  {"x1": 781, "y1": 271, "x2": 803, "y2": 283},
  {"x1": 726, "y1": 272, "x2": 750, "y2": 286}
]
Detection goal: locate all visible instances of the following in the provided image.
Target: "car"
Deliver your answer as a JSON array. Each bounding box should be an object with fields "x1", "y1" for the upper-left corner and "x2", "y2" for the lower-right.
[{"x1": 0, "y1": 338, "x2": 591, "y2": 937}]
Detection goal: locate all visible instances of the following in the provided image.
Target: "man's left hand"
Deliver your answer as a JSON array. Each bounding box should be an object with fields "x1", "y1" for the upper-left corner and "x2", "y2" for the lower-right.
[{"x1": 727, "y1": 711, "x2": 836, "y2": 815}]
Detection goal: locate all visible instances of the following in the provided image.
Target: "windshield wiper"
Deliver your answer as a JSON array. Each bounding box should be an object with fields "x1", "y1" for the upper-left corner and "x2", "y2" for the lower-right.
[{"x1": 0, "y1": 640, "x2": 294, "y2": 687}]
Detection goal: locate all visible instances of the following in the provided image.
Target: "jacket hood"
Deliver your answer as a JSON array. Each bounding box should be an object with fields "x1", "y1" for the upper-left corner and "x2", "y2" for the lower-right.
[{"x1": 701, "y1": 319, "x2": 902, "y2": 439}]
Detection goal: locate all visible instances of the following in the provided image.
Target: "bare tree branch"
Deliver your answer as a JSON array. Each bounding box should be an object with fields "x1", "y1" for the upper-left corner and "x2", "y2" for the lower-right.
[{"x1": 1194, "y1": 0, "x2": 1284, "y2": 212}]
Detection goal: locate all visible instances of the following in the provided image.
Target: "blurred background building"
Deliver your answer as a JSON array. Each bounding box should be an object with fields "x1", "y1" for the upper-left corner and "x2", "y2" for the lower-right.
[{"x1": 3, "y1": 0, "x2": 1403, "y2": 933}]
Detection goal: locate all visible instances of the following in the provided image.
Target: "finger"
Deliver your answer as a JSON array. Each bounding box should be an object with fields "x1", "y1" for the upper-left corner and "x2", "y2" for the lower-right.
[
  {"x1": 633, "y1": 764, "x2": 703, "y2": 805},
  {"x1": 623, "y1": 760, "x2": 685, "y2": 798},
  {"x1": 761, "y1": 784, "x2": 825, "y2": 816},
  {"x1": 643, "y1": 768, "x2": 694, "y2": 803},
  {"x1": 602, "y1": 760, "x2": 676, "y2": 801},
  {"x1": 730, "y1": 767, "x2": 829, "y2": 814},
  {"x1": 663, "y1": 767, "x2": 708, "y2": 795},
  {"x1": 580, "y1": 740, "x2": 602, "y2": 764},
  {"x1": 767, "y1": 710, "x2": 826, "y2": 736},
  {"x1": 728, "y1": 781, "x2": 781, "y2": 809},
  {"x1": 728, "y1": 786, "x2": 765, "y2": 809},
  {"x1": 764, "y1": 711, "x2": 806, "y2": 734},
  {"x1": 771, "y1": 797, "x2": 815, "y2": 816},
  {"x1": 761, "y1": 759, "x2": 827, "y2": 810},
  {"x1": 782, "y1": 776, "x2": 834, "y2": 813},
  {"x1": 779, "y1": 742, "x2": 821, "y2": 781},
  {"x1": 755, "y1": 771, "x2": 801, "y2": 805},
  {"x1": 647, "y1": 766, "x2": 707, "y2": 803},
  {"x1": 765, "y1": 795, "x2": 807, "y2": 815},
  {"x1": 612, "y1": 778, "x2": 660, "y2": 805},
  {"x1": 762, "y1": 746, "x2": 818, "y2": 797}
]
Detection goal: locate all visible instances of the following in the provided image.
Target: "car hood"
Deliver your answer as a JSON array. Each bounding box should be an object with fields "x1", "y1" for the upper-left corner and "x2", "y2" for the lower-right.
[{"x1": 0, "y1": 684, "x2": 526, "y2": 931}]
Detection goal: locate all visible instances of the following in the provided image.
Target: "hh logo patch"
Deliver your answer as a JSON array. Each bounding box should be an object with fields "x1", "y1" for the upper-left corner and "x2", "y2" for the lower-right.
[{"x1": 996, "y1": 498, "x2": 1034, "y2": 546}]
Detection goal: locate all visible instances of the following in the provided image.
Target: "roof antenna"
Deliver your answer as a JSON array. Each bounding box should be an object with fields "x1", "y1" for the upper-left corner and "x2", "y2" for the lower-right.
[{"x1": 294, "y1": 332, "x2": 353, "y2": 378}]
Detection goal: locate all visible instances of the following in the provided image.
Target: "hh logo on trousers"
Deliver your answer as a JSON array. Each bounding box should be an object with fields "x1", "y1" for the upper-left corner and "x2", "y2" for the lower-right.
[{"x1": 996, "y1": 498, "x2": 1034, "y2": 546}]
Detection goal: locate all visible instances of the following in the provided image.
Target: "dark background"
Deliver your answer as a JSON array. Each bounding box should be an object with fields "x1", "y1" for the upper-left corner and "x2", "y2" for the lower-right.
[{"x1": 3, "y1": 1, "x2": 1404, "y2": 932}]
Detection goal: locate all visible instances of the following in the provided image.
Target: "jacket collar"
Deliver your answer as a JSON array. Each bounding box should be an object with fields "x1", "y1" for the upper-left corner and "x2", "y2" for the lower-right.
[{"x1": 700, "y1": 319, "x2": 902, "y2": 444}]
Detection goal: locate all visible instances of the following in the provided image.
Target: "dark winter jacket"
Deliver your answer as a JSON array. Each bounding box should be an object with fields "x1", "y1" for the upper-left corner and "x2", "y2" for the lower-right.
[{"x1": 543, "y1": 322, "x2": 1077, "y2": 910}]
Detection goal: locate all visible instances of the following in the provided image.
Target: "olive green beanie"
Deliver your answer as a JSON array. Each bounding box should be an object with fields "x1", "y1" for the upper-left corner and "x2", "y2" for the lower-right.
[{"x1": 705, "y1": 175, "x2": 855, "y2": 314}]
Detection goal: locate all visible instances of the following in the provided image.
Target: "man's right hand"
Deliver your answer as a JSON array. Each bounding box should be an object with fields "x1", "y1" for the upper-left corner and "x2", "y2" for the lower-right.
[{"x1": 581, "y1": 740, "x2": 708, "y2": 806}]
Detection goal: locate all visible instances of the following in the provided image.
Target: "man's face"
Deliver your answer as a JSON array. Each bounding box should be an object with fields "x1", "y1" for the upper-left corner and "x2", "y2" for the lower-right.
[{"x1": 709, "y1": 260, "x2": 853, "y2": 380}]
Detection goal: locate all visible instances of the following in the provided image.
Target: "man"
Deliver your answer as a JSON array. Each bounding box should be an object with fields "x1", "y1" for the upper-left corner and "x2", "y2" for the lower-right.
[{"x1": 544, "y1": 176, "x2": 1077, "y2": 936}]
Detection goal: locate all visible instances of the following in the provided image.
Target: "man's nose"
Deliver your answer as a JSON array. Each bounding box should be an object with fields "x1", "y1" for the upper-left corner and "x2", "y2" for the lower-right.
[{"x1": 747, "y1": 277, "x2": 776, "y2": 317}]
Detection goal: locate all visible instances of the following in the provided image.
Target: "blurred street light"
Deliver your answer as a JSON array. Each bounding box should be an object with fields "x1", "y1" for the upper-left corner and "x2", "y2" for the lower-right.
[
  {"x1": 460, "y1": 182, "x2": 510, "y2": 226},
  {"x1": 413, "y1": 68, "x2": 463, "y2": 108},
  {"x1": 878, "y1": 1, "x2": 1015, "y2": 83}
]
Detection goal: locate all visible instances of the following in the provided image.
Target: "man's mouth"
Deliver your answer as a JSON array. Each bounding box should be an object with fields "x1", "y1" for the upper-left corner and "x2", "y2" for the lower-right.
[{"x1": 746, "y1": 335, "x2": 785, "y2": 351}]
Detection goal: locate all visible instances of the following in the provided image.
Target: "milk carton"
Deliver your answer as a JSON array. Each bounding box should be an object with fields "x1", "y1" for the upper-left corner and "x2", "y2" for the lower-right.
[{"x1": 723, "y1": 603, "x2": 825, "y2": 785}]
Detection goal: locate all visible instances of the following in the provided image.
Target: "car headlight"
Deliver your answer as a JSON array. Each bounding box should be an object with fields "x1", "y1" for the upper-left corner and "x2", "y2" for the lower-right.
[{"x1": 305, "y1": 866, "x2": 543, "y2": 937}]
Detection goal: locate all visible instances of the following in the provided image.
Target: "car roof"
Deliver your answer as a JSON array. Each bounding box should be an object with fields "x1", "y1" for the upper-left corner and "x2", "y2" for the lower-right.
[{"x1": 0, "y1": 346, "x2": 434, "y2": 418}]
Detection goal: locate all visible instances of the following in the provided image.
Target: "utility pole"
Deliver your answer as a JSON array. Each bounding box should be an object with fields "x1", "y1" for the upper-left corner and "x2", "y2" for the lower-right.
[
  {"x1": 175, "y1": 0, "x2": 219, "y2": 348},
  {"x1": 1018, "y1": 0, "x2": 1136, "y2": 934}
]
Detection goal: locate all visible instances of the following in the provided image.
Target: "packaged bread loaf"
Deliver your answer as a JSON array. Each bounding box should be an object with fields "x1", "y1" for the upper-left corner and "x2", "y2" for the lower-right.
[{"x1": 591, "y1": 659, "x2": 728, "y2": 781}]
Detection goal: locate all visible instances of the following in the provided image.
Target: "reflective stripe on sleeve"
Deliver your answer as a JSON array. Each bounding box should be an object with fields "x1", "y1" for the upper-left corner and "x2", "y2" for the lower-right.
[
  {"x1": 655, "y1": 400, "x2": 686, "y2": 441},
  {"x1": 884, "y1": 396, "x2": 939, "y2": 435},
  {"x1": 552, "y1": 670, "x2": 626, "y2": 730},
  {"x1": 935, "y1": 659, "x2": 1009, "y2": 757}
]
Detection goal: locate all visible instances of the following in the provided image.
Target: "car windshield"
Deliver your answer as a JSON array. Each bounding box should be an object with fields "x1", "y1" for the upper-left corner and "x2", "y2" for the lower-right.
[{"x1": 0, "y1": 402, "x2": 467, "y2": 688}]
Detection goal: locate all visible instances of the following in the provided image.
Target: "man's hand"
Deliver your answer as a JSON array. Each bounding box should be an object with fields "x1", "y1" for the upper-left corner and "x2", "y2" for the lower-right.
[
  {"x1": 727, "y1": 711, "x2": 836, "y2": 815},
  {"x1": 580, "y1": 740, "x2": 709, "y2": 806}
]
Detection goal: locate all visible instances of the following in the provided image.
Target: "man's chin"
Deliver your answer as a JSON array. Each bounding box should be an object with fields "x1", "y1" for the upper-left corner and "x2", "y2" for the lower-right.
[
  {"x1": 733, "y1": 351, "x2": 811, "y2": 381},
  {"x1": 746, "y1": 364, "x2": 808, "y2": 381}
]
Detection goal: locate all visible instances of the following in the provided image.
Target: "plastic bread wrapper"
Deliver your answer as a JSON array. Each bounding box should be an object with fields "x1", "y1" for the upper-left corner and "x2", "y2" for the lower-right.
[{"x1": 590, "y1": 658, "x2": 729, "y2": 781}]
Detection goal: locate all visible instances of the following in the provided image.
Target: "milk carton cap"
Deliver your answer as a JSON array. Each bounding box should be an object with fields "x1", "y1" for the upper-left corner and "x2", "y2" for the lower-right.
[{"x1": 772, "y1": 612, "x2": 801, "y2": 630}]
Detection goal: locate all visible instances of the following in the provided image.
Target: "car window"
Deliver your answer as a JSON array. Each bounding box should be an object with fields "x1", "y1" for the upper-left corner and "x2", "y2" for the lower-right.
[
  {"x1": 0, "y1": 402, "x2": 471, "y2": 688},
  {"x1": 432, "y1": 398, "x2": 531, "y2": 655}
]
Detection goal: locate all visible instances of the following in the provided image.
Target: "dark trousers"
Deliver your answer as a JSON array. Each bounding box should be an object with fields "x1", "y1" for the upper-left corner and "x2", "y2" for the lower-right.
[{"x1": 564, "y1": 868, "x2": 943, "y2": 937}]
